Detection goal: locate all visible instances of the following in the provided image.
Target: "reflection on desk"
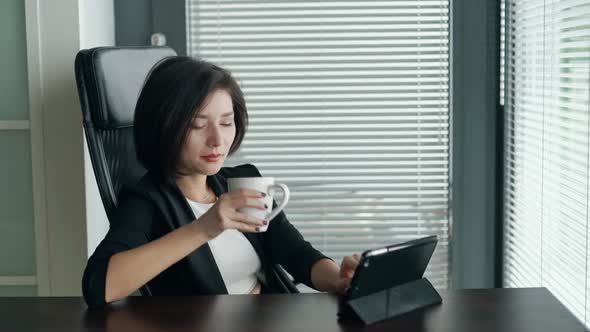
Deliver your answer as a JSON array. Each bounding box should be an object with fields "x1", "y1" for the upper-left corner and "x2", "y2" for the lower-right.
[{"x1": 0, "y1": 288, "x2": 585, "y2": 332}]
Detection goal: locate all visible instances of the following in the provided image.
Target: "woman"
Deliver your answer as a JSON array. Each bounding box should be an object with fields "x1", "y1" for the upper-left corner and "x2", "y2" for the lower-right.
[{"x1": 82, "y1": 56, "x2": 359, "y2": 307}]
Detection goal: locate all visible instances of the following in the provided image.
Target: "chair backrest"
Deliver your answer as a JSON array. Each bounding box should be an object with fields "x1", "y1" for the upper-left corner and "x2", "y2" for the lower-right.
[{"x1": 75, "y1": 46, "x2": 177, "y2": 220}]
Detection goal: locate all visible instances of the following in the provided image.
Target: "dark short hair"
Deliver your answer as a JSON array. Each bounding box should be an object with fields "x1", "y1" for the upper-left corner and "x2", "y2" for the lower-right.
[{"x1": 134, "y1": 56, "x2": 248, "y2": 181}]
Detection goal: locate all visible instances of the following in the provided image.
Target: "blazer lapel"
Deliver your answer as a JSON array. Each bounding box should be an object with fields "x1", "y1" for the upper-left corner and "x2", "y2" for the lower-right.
[{"x1": 161, "y1": 178, "x2": 228, "y2": 294}]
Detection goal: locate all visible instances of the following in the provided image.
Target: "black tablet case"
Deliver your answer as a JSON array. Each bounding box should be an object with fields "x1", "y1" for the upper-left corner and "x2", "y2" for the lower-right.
[{"x1": 337, "y1": 236, "x2": 442, "y2": 325}]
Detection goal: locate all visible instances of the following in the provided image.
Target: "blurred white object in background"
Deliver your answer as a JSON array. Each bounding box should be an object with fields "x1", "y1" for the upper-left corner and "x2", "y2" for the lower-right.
[{"x1": 150, "y1": 33, "x2": 166, "y2": 46}]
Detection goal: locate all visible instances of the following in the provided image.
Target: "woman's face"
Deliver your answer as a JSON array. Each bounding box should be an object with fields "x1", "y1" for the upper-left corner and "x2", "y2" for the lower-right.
[{"x1": 177, "y1": 89, "x2": 236, "y2": 176}]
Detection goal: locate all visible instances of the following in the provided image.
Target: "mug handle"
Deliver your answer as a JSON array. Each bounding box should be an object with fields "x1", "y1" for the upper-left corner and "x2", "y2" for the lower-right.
[{"x1": 266, "y1": 183, "x2": 290, "y2": 221}]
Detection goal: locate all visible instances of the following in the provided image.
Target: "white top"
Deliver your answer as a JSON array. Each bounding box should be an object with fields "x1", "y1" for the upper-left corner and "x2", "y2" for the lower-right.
[{"x1": 186, "y1": 198, "x2": 262, "y2": 294}]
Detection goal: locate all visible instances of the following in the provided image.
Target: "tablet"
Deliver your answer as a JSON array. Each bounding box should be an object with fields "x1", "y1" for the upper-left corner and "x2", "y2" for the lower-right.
[{"x1": 344, "y1": 235, "x2": 438, "y2": 300}]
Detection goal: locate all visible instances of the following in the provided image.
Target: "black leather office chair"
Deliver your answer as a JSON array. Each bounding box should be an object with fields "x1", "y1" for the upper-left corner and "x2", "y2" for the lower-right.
[{"x1": 74, "y1": 46, "x2": 299, "y2": 295}]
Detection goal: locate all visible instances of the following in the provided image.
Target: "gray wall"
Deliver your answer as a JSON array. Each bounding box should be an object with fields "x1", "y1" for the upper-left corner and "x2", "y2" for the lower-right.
[
  {"x1": 114, "y1": 0, "x2": 186, "y2": 55},
  {"x1": 0, "y1": 0, "x2": 37, "y2": 296},
  {"x1": 450, "y1": 0, "x2": 501, "y2": 289}
]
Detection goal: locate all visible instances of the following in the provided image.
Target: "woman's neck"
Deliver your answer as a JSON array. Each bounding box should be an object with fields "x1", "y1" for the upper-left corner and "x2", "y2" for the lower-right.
[{"x1": 175, "y1": 174, "x2": 215, "y2": 203}]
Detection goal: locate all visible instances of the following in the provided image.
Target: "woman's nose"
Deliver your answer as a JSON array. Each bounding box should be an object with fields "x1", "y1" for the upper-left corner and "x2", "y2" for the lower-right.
[{"x1": 206, "y1": 125, "x2": 223, "y2": 147}]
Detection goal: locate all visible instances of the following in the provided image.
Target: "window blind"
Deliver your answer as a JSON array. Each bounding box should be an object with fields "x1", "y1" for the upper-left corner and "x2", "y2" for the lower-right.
[
  {"x1": 186, "y1": 0, "x2": 451, "y2": 290},
  {"x1": 503, "y1": 0, "x2": 590, "y2": 325}
]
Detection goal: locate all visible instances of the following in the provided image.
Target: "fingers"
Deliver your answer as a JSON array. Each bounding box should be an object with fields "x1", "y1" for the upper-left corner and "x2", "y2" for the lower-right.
[
  {"x1": 232, "y1": 211, "x2": 266, "y2": 227},
  {"x1": 225, "y1": 190, "x2": 267, "y2": 210},
  {"x1": 342, "y1": 255, "x2": 360, "y2": 270},
  {"x1": 335, "y1": 278, "x2": 351, "y2": 295},
  {"x1": 340, "y1": 255, "x2": 361, "y2": 278},
  {"x1": 228, "y1": 188, "x2": 266, "y2": 199},
  {"x1": 230, "y1": 221, "x2": 261, "y2": 233},
  {"x1": 213, "y1": 190, "x2": 269, "y2": 233},
  {"x1": 228, "y1": 211, "x2": 266, "y2": 232},
  {"x1": 235, "y1": 197, "x2": 267, "y2": 210}
]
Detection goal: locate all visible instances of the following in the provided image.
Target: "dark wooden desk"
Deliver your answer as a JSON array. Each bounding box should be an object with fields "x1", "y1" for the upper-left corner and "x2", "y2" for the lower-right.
[{"x1": 0, "y1": 288, "x2": 585, "y2": 331}]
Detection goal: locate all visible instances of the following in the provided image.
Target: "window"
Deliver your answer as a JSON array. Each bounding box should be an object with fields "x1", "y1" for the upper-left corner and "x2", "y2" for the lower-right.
[
  {"x1": 503, "y1": 0, "x2": 590, "y2": 325},
  {"x1": 187, "y1": 0, "x2": 451, "y2": 290}
]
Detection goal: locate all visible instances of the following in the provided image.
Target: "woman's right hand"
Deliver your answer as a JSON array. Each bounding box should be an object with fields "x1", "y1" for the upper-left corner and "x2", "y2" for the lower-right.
[{"x1": 195, "y1": 188, "x2": 267, "y2": 239}]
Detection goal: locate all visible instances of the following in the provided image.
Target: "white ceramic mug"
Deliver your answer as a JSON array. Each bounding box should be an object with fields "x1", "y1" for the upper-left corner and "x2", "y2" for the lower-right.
[{"x1": 227, "y1": 177, "x2": 290, "y2": 232}]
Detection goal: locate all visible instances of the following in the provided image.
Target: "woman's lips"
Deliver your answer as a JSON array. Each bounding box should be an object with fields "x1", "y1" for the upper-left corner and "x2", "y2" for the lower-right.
[{"x1": 201, "y1": 154, "x2": 222, "y2": 162}]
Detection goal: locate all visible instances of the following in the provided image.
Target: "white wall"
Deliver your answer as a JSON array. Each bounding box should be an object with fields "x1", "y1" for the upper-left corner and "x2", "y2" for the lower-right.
[
  {"x1": 24, "y1": 0, "x2": 114, "y2": 296},
  {"x1": 78, "y1": 0, "x2": 115, "y2": 258},
  {"x1": 79, "y1": 0, "x2": 115, "y2": 48}
]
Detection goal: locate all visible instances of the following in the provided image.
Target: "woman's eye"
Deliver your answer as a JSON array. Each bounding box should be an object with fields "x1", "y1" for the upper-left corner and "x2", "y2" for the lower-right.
[{"x1": 192, "y1": 121, "x2": 232, "y2": 128}]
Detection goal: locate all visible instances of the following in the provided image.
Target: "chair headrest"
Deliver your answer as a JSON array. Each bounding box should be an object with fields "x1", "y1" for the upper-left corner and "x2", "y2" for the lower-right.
[{"x1": 76, "y1": 47, "x2": 177, "y2": 128}]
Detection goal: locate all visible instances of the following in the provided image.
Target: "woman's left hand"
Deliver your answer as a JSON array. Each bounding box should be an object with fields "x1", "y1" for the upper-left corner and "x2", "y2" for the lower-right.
[{"x1": 333, "y1": 254, "x2": 361, "y2": 295}]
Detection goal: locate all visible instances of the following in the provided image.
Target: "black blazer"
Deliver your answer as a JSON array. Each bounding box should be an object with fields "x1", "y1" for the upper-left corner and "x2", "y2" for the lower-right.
[{"x1": 82, "y1": 164, "x2": 329, "y2": 307}]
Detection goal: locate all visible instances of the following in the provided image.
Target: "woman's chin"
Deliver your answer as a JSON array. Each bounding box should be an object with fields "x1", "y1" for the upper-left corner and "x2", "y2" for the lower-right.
[{"x1": 198, "y1": 163, "x2": 224, "y2": 175}]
